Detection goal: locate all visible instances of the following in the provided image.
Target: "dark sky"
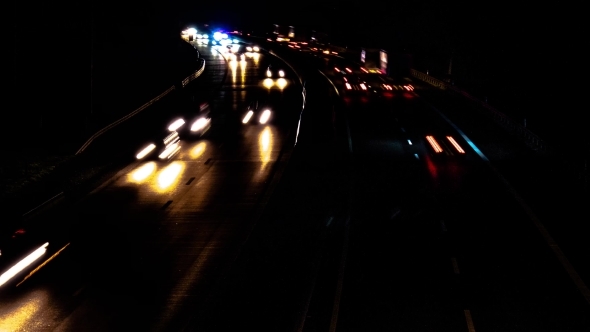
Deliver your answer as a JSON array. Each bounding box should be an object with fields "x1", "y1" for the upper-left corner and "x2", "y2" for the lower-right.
[{"x1": 7, "y1": 0, "x2": 585, "y2": 146}]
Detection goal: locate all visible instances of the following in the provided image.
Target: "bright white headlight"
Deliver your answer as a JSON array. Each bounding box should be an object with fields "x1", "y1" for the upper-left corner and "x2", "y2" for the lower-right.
[
  {"x1": 136, "y1": 144, "x2": 156, "y2": 159},
  {"x1": 191, "y1": 118, "x2": 210, "y2": 132},
  {"x1": 168, "y1": 118, "x2": 185, "y2": 131},
  {"x1": 259, "y1": 110, "x2": 271, "y2": 124}
]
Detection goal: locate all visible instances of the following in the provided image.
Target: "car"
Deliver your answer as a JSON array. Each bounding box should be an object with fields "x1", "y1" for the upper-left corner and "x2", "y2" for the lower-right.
[
  {"x1": 265, "y1": 65, "x2": 285, "y2": 79},
  {"x1": 358, "y1": 73, "x2": 415, "y2": 98},
  {"x1": 332, "y1": 62, "x2": 355, "y2": 77},
  {"x1": 166, "y1": 103, "x2": 212, "y2": 140},
  {"x1": 342, "y1": 75, "x2": 369, "y2": 95},
  {"x1": 0, "y1": 223, "x2": 57, "y2": 289},
  {"x1": 135, "y1": 130, "x2": 181, "y2": 161},
  {"x1": 245, "y1": 44, "x2": 260, "y2": 53},
  {"x1": 241, "y1": 100, "x2": 273, "y2": 125}
]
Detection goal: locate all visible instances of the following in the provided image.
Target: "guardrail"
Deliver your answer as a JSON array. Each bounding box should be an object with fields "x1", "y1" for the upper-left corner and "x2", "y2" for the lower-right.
[
  {"x1": 182, "y1": 58, "x2": 206, "y2": 87},
  {"x1": 76, "y1": 58, "x2": 206, "y2": 155},
  {"x1": 410, "y1": 68, "x2": 546, "y2": 152}
]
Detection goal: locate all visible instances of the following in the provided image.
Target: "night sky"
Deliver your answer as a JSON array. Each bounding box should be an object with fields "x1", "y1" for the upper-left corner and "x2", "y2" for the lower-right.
[{"x1": 7, "y1": 1, "x2": 585, "y2": 149}]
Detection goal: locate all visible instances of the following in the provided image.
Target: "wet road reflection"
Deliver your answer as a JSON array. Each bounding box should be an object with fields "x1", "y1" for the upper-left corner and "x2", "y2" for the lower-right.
[{"x1": 0, "y1": 37, "x2": 302, "y2": 331}]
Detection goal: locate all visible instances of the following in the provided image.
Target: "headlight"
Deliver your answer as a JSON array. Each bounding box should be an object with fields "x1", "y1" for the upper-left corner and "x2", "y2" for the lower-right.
[
  {"x1": 191, "y1": 118, "x2": 210, "y2": 132},
  {"x1": 259, "y1": 109, "x2": 271, "y2": 124},
  {"x1": 0, "y1": 242, "x2": 49, "y2": 287},
  {"x1": 136, "y1": 144, "x2": 156, "y2": 159},
  {"x1": 243, "y1": 110, "x2": 254, "y2": 124},
  {"x1": 168, "y1": 118, "x2": 185, "y2": 131}
]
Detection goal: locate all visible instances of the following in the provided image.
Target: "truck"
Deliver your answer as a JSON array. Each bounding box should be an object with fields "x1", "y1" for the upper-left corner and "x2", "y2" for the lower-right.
[{"x1": 360, "y1": 48, "x2": 412, "y2": 79}]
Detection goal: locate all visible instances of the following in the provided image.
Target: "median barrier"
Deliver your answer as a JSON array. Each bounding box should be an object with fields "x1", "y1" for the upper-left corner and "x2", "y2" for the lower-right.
[{"x1": 76, "y1": 58, "x2": 206, "y2": 155}]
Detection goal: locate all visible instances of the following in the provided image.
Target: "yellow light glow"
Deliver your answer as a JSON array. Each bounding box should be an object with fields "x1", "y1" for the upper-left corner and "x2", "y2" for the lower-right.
[
  {"x1": 156, "y1": 161, "x2": 184, "y2": 192},
  {"x1": 259, "y1": 126, "x2": 272, "y2": 160},
  {"x1": 240, "y1": 60, "x2": 247, "y2": 86},
  {"x1": 257, "y1": 126, "x2": 276, "y2": 176},
  {"x1": 168, "y1": 118, "x2": 185, "y2": 131},
  {"x1": 0, "y1": 290, "x2": 47, "y2": 330},
  {"x1": 243, "y1": 110, "x2": 254, "y2": 124},
  {"x1": 263, "y1": 78, "x2": 274, "y2": 89},
  {"x1": 266, "y1": 69, "x2": 272, "y2": 78},
  {"x1": 276, "y1": 78, "x2": 287, "y2": 90},
  {"x1": 129, "y1": 161, "x2": 157, "y2": 183},
  {"x1": 190, "y1": 141, "x2": 207, "y2": 159},
  {"x1": 246, "y1": 52, "x2": 260, "y2": 65},
  {"x1": 231, "y1": 60, "x2": 238, "y2": 83}
]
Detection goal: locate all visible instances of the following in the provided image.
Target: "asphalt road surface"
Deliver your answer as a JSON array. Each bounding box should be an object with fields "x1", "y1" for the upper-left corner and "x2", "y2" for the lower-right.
[{"x1": 1, "y1": 39, "x2": 589, "y2": 332}]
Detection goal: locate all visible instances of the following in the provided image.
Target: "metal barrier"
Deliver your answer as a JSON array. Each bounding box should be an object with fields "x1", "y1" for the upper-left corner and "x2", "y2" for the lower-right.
[
  {"x1": 410, "y1": 68, "x2": 546, "y2": 151},
  {"x1": 76, "y1": 59, "x2": 206, "y2": 155},
  {"x1": 182, "y1": 58, "x2": 206, "y2": 87}
]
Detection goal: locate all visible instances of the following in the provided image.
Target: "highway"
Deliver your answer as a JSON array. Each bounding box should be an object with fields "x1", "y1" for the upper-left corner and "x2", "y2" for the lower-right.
[
  {"x1": 1, "y1": 35, "x2": 589, "y2": 332},
  {"x1": 0, "y1": 40, "x2": 301, "y2": 331}
]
